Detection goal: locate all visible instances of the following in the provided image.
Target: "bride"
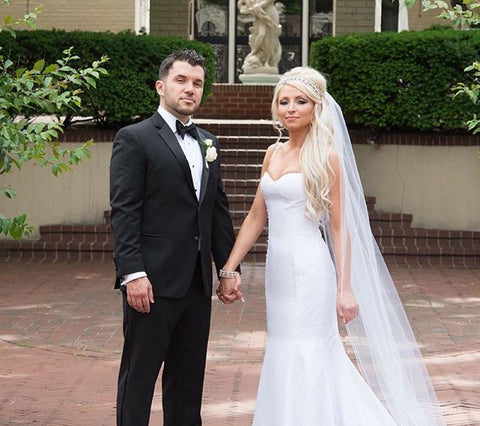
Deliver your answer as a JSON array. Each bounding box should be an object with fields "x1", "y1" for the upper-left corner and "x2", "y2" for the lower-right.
[{"x1": 217, "y1": 66, "x2": 445, "y2": 425}]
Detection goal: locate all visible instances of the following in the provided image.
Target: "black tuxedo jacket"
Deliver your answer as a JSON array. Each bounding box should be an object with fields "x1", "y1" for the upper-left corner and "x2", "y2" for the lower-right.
[{"x1": 109, "y1": 112, "x2": 236, "y2": 298}]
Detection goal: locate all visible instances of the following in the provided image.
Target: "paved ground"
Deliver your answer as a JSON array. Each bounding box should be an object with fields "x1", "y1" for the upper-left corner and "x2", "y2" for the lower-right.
[{"x1": 0, "y1": 260, "x2": 479, "y2": 426}]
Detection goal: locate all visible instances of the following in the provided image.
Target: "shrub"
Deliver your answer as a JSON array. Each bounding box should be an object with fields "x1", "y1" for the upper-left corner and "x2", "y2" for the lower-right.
[
  {"x1": 0, "y1": 30, "x2": 215, "y2": 127},
  {"x1": 311, "y1": 29, "x2": 480, "y2": 131}
]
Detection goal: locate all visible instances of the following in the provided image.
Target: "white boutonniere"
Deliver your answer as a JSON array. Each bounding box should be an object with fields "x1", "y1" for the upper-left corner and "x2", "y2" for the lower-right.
[{"x1": 202, "y1": 138, "x2": 218, "y2": 166}]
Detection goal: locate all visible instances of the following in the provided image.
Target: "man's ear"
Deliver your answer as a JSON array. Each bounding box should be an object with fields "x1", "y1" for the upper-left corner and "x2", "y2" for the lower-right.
[{"x1": 155, "y1": 80, "x2": 164, "y2": 97}]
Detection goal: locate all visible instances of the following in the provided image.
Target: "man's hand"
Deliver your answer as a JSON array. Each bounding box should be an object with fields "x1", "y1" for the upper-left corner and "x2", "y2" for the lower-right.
[
  {"x1": 216, "y1": 273, "x2": 244, "y2": 304},
  {"x1": 336, "y1": 289, "x2": 359, "y2": 325},
  {"x1": 126, "y1": 276, "x2": 155, "y2": 313}
]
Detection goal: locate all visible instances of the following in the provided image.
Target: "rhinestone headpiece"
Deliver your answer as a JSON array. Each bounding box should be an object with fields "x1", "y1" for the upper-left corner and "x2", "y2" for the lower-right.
[{"x1": 277, "y1": 75, "x2": 322, "y2": 98}]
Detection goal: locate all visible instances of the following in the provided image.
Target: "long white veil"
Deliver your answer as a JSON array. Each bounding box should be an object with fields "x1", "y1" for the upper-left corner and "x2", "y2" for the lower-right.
[{"x1": 323, "y1": 93, "x2": 445, "y2": 425}]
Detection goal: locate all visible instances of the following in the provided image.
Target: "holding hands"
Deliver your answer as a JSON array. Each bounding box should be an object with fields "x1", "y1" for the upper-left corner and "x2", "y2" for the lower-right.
[{"x1": 216, "y1": 269, "x2": 244, "y2": 304}]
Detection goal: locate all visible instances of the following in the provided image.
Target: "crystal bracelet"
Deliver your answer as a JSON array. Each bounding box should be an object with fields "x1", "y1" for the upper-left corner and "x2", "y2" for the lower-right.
[{"x1": 219, "y1": 269, "x2": 237, "y2": 279}]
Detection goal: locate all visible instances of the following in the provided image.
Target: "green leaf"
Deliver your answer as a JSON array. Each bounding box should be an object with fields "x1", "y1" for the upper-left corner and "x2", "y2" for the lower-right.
[
  {"x1": 1, "y1": 188, "x2": 16, "y2": 199},
  {"x1": 26, "y1": 20, "x2": 36, "y2": 30},
  {"x1": 51, "y1": 164, "x2": 61, "y2": 176},
  {"x1": 47, "y1": 128, "x2": 59, "y2": 139},
  {"x1": 34, "y1": 123, "x2": 46, "y2": 134},
  {"x1": 0, "y1": 217, "x2": 12, "y2": 235},
  {"x1": 4, "y1": 26, "x2": 16, "y2": 38},
  {"x1": 43, "y1": 63, "x2": 58, "y2": 74},
  {"x1": 16, "y1": 67, "x2": 26, "y2": 78},
  {"x1": 84, "y1": 76, "x2": 97, "y2": 88},
  {"x1": 70, "y1": 152, "x2": 80, "y2": 165},
  {"x1": 16, "y1": 213, "x2": 26, "y2": 225},
  {"x1": 33, "y1": 59, "x2": 45, "y2": 72},
  {"x1": 9, "y1": 223, "x2": 22, "y2": 240}
]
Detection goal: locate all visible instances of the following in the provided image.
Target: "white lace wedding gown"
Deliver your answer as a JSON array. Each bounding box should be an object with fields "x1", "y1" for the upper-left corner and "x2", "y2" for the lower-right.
[{"x1": 253, "y1": 171, "x2": 397, "y2": 426}]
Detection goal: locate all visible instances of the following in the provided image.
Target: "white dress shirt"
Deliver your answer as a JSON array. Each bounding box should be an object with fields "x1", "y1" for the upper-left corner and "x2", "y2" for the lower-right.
[
  {"x1": 122, "y1": 106, "x2": 204, "y2": 286},
  {"x1": 158, "y1": 105, "x2": 204, "y2": 200}
]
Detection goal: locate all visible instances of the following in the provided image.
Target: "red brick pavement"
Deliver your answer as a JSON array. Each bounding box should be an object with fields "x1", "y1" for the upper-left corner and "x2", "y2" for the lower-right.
[{"x1": 0, "y1": 261, "x2": 479, "y2": 425}]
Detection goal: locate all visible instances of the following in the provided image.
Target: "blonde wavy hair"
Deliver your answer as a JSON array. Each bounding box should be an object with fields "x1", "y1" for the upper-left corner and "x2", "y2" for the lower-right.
[{"x1": 272, "y1": 66, "x2": 335, "y2": 220}]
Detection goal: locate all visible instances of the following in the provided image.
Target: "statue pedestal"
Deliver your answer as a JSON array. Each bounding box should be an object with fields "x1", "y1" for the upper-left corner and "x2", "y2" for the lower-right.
[{"x1": 239, "y1": 73, "x2": 280, "y2": 85}]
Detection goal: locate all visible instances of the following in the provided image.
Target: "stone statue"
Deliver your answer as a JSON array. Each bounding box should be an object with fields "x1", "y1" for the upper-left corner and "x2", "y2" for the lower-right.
[{"x1": 238, "y1": 0, "x2": 283, "y2": 83}]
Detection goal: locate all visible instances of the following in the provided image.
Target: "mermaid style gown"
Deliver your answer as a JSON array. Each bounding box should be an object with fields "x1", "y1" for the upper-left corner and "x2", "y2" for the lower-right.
[{"x1": 252, "y1": 171, "x2": 397, "y2": 426}]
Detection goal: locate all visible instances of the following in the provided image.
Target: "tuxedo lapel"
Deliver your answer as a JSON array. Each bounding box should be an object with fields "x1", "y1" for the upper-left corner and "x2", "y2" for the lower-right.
[
  {"x1": 197, "y1": 128, "x2": 210, "y2": 205},
  {"x1": 151, "y1": 113, "x2": 197, "y2": 197}
]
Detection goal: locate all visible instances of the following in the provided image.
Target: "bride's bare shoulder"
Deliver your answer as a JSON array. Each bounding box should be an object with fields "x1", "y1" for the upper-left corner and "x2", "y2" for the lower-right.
[
  {"x1": 267, "y1": 141, "x2": 283, "y2": 153},
  {"x1": 328, "y1": 150, "x2": 340, "y2": 170},
  {"x1": 259, "y1": 142, "x2": 281, "y2": 174},
  {"x1": 263, "y1": 142, "x2": 281, "y2": 162}
]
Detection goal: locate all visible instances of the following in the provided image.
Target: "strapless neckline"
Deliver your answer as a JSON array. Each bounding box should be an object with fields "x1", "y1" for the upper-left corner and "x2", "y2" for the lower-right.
[{"x1": 263, "y1": 171, "x2": 302, "y2": 183}]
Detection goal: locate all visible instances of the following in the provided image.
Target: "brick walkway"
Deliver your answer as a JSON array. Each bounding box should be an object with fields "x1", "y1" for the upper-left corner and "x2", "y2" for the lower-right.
[{"x1": 0, "y1": 260, "x2": 479, "y2": 425}]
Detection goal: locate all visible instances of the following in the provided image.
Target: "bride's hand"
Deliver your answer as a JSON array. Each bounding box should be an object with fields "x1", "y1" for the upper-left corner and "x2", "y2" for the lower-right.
[
  {"x1": 336, "y1": 290, "x2": 359, "y2": 325},
  {"x1": 234, "y1": 273, "x2": 245, "y2": 303},
  {"x1": 216, "y1": 275, "x2": 244, "y2": 304}
]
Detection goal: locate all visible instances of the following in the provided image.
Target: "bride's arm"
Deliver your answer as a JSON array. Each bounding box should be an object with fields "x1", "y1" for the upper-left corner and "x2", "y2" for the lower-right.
[
  {"x1": 221, "y1": 145, "x2": 276, "y2": 272},
  {"x1": 218, "y1": 145, "x2": 276, "y2": 301},
  {"x1": 329, "y1": 153, "x2": 359, "y2": 324},
  {"x1": 221, "y1": 184, "x2": 267, "y2": 273}
]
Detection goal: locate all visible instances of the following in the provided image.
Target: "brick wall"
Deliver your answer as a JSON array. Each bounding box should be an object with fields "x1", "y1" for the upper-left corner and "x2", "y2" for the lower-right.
[
  {"x1": 336, "y1": 0, "x2": 375, "y2": 35},
  {"x1": 58, "y1": 124, "x2": 478, "y2": 147},
  {"x1": 149, "y1": 0, "x2": 190, "y2": 36},
  {"x1": 196, "y1": 84, "x2": 275, "y2": 120},
  {"x1": 4, "y1": 0, "x2": 134, "y2": 32},
  {"x1": 53, "y1": 82, "x2": 478, "y2": 147}
]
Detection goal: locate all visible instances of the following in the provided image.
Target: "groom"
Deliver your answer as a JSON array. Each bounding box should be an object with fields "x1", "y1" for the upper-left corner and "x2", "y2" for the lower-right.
[{"x1": 110, "y1": 49, "x2": 240, "y2": 426}]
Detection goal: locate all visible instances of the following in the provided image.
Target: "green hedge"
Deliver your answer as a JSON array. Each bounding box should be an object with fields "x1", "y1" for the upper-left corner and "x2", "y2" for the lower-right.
[
  {"x1": 311, "y1": 29, "x2": 480, "y2": 131},
  {"x1": 0, "y1": 30, "x2": 215, "y2": 127}
]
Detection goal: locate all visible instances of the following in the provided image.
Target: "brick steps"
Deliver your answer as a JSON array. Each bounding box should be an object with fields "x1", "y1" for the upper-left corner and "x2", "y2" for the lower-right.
[
  {"x1": 1, "y1": 121, "x2": 479, "y2": 265},
  {"x1": 224, "y1": 179, "x2": 259, "y2": 196},
  {"x1": 198, "y1": 120, "x2": 278, "y2": 137},
  {"x1": 0, "y1": 224, "x2": 114, "y2": 262},
  {"x1": 2, "y1": 204, "x2": 479, "y2": 265},
  {"x1": 221, "y1": 164, "x2": 262, "y2": 180},
  {"x1": 218, "y1": 136, "x2": 280, "y2": 150},
  {"x1": 221, "y1": 148, "x2": 267, "y2": 163}
]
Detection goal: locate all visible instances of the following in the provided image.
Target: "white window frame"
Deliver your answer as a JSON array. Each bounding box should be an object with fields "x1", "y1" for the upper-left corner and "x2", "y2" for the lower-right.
[
  {"x1": 375, "y1": 0, "x2": 409, "y2": 32},
  {"x1": 135, "y1": 0, "x2": 150, "y2": 34}
]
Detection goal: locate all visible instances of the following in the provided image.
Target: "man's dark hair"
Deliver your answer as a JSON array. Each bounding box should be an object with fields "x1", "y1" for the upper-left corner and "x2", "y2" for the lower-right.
[{"x1": 158, "y1": 49, "x2": 207, "y2": 80}]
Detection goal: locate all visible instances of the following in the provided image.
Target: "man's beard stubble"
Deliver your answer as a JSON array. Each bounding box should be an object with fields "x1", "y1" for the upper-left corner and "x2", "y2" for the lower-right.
[{"x1": 164, "y1": 92, "x2": 200, "y2": 118}]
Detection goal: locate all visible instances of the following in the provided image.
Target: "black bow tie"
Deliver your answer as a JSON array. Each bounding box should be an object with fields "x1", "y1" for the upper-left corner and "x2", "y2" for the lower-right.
[{"x1": 176, "y1": 120, "x2": 199, "y2": 140}]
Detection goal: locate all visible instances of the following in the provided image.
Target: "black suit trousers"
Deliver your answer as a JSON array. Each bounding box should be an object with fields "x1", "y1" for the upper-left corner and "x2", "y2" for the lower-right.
[{"x1": 116, "y1": 258, "x2": 212, "y2": 426}]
